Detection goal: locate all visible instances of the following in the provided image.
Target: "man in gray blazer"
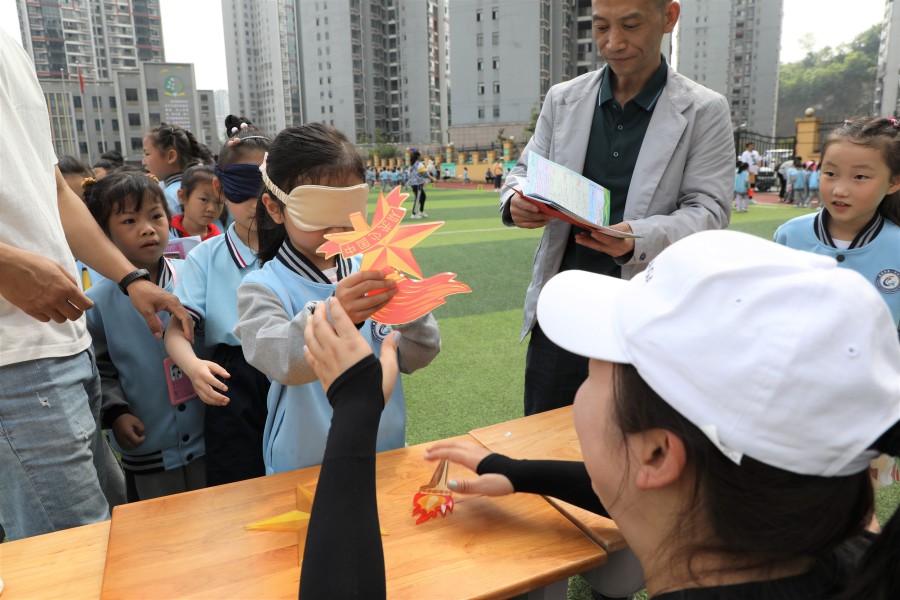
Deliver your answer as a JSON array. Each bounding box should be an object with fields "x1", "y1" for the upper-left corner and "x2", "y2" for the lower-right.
[{"x1": 502, "y1": 0, "x2": 734, "y2": 416}]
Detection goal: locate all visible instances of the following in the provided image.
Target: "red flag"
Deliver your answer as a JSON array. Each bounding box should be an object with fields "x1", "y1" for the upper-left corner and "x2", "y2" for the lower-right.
[{"x1": 78, "y1": 67, "x2": 84, "y2": 95}]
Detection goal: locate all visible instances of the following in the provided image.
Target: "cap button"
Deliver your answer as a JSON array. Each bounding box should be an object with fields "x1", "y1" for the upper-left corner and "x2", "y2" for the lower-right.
[
  {"x1": 836, "y1": 254, "x2": 845, "y2": 263},
  {"x1": 639, "y1": 252, "x2": 647, "y2": 261}
]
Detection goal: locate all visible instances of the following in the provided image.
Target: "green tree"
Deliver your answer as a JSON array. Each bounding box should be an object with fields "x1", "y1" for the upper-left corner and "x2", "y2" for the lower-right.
[
  {"x1": 524, "y1": 103, "x2": 540, "y2": 137},
  {"x1": 776, "y1": 25, "x2": 881, "y2": 136}
]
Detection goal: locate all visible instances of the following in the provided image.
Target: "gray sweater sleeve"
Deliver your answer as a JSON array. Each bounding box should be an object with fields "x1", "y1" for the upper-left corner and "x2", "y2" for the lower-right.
[
  {"x1": 394, "y1": 312, "x2": 441, "y2": 374},
  {"x1": 234, "y1": 282, "x2": 317, "y2": 386}
]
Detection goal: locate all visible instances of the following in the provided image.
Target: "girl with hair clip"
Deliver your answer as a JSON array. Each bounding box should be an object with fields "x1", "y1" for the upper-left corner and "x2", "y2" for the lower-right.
[
  {"x1": 233, "y1": 123, "x2": 441, "y2": 475},
  {"x1": 143, "y1": 123, "x2": 214, "y2": 217},
  {"x1": 299, "y1": 230, "x2": 900, "y2": 599},
  {"x1": 172, "y1": 165, "x2": 223, "y2": 241},
  {"x1": 776, "y1": 116, "x2": 900, "y2": 332},
  {"x1": 164, "y1": 118, "x2": 272, "y2": 486},
  {"x1": 83, "y1": 172, "x2": 206, "y2": 500}
]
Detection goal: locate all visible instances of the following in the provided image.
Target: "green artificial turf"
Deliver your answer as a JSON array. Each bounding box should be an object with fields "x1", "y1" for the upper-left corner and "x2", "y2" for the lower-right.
[{"x1": 386, "y1": 188, "x2": 897, "y2": 600}]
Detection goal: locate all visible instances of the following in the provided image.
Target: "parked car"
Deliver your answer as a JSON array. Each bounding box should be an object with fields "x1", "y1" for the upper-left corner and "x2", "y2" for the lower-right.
[{"x1": 756, "y1": 167, "x2": 776, "y2": 192}]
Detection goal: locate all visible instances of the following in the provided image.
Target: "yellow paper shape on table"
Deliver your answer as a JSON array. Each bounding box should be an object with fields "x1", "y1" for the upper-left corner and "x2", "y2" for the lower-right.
[{"x1": 317, "y1": 186, "x2": 471, "y2": 325}]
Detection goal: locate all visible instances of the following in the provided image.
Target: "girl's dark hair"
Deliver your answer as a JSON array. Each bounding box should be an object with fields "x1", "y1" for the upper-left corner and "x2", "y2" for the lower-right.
[
  {"x1": 91, "y1": 158, "x2": 117, "y2": 173},
  {"x1": 146, "y1": 123, "x2": 214, "y2": 171},
  {"x1": 84, "y1": 171, "x2": 170, "y2": 235},
  {"x1": 823, "y1": 116, "x2": 900, "y2": 226},
  {"x1": 611, "y1": 363, "x2": 878, "y2": 590},
  {"x1": 738, "y1": 162, "x2": 749, "y2": 172},
  {"x1": 217, "y1": 116, "x2": 270, "y2": 169},
  {"x1": 100, "y1": 149, "x2": 124, "y2": 167},
  {"x1": 58, "y1": 155, "x2": 92, "y2": 177},
  {"x1": 256, "y1": 123, "x2": 366, "y2": 265},
  {"x1": 409, "y1": 149, "x2": 422, "y2": 164},
  {"x1": 180, "y1": 165, "x2": 216, "y2": 199}
]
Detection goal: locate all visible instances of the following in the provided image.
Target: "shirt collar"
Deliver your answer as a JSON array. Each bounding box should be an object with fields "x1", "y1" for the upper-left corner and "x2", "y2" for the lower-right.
[
  {"x1": 814, "y1": 210, "x2": 884, "y2": 249},
  {"x1": 163, "y1": 173, "x2": 182, "y2": 187},
  {"x1": 225, "y1": 222, "x2": 256, "y2": 269},
  {"x1": 275, "y1": 238, "x2": 352, "y2": 284},
  {"x1": 158, "y1": 257, "x2": 174, "y2": 289},
  {"x1": 599, "y1": 54, "x2": 668, "y2": 110}
]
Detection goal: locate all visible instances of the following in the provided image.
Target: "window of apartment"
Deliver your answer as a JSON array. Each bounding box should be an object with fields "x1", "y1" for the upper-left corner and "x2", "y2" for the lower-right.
[
  {"x1": 112, "y1": 118, "x2": 119, "y2": 132},
  {"x1": 477, "y1": 83, "x2": 485, "y2": 95},
  {"x1": 125, "y1": 88, "x2": 138, "y2": 102},
  {"x1": 476, "y1": 33, "x2": 483, "y2": 46},
  {"x1": 128, "y1": 113, "x2": 141, "y2": 127},
  {"x1": 114, "y1": 141, "x2": 121, "y2": 153},
  {"x1": 108, "y1": 96, "x2": 116, "y2": 108},
  {"x1": 478, "y1": 107, "x2": 485, "y2": 119},
  {"x1": 477, "y1": 59, "x2": 483, "y2": 71},
  {"x1": 492, "y1": 7, "x2": 499, "y2": 20},
  {"x1": 493, "y1": 81, "x2": 500, "y2": 94},
  {"x1": 76, "y1": 119, "x2": 84, "y2": 133},
  {"x1": 146, "y1": 89, "x2": 158, "y2": 102},
  {"x1": 149, "y1": 113, "x2": 160, "y2": 124},
  {"x1": 130, "y1": 137, "x2": 142, "y2": 151},
  {"x1": 98, "y1": 142, "x2": 105, "y2": 154},
  {"x1": 492, "y1": 31, "x2": 499, "y2": 45},
  {"x1": 73, "y1": 96, "x2": 82, "y2": 108},
  {"x1": 95, "y1": 119, "x2": 102, "y2": 132},
  {"x1": 476, "y1": 10, "x2": 482, "y2": 21},
  {"x1": 80, "y1": 142, "x2": 88, "y2": 154},
  {"x1": 91, "y1": 96, "x2": 101, "y2": 109},
  {"x1": 493, "y1": 105, "x2": 500, "y2": 118},
  {"x1": 492, "y1": 56, "x2": 499, "y2": 69}
]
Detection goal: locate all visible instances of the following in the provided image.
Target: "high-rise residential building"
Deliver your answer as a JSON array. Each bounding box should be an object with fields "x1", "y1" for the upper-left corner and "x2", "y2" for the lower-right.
[
  {"x1": 874, "y1": 0, "x2": 900, "y2": 117},
  {"x1": 16, "y1": 0, "x2": 215, "y2": 164},
  {"x1": 214, "y1": 89, "x2": 231, "y2": 129},
  {"x1": 222, "y1": 0, "x2": 302, "y2": 136},
  {"x1": 675, "y1": 0, "x2": 783, "y2": 136},
  {"x1": 291, "y1": 0, "x2": 449, "y2": 145},
  {"x1": 448, "y1": 0, "x2": 577, "y2": 148}
]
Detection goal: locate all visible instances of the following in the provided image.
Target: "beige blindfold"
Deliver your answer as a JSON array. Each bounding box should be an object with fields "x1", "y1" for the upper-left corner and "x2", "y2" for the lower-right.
[{"x1": 260, "y1": 159, "x2": 369, "y2": 231}]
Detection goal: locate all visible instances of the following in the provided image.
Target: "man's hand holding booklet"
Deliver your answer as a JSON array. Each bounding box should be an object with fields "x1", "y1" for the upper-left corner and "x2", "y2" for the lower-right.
[{"x1": 511, "y1": 153, "x2": 640, "y2": 239}]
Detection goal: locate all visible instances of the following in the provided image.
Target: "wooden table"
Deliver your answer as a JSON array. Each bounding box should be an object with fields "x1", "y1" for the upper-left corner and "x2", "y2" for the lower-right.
[
  {"x1": 0, "y1": 436, "x2": 605, "y2": 599},
  {"x1": 469, "y1": 407, "x2": 626, "y2": 553}
]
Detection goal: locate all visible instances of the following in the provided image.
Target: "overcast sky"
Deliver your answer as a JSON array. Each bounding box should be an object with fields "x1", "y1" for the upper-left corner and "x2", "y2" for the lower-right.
[{"x1": 0, "y1": 0, "x2": 886, "y2": 91}]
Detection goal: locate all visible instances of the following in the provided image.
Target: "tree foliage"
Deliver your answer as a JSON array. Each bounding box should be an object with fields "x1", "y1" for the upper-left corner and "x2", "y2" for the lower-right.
[{"x1": 776, "y1": 25, "x2": 881, "y2": 136}]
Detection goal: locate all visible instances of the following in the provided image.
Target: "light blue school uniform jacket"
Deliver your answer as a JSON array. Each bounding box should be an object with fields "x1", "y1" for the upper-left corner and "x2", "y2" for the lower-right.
[
  {"x1": 175, "y1": 223, "x2": 258, "y2": 348},
  {"x1": 775, "y1": 212, "x2": 900, "y2": 329},
  {"x1": 235, "y1": 241, "x2": 441, "y2": 474},
  {"x1": 86, "y1": 258, "x2": 205, "y2": 473},
  {"x1": 162, "y1": 173, "x2": 183, "y2": 216}
]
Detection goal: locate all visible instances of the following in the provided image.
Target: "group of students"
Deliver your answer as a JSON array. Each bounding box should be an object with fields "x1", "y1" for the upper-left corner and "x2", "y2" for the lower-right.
[
  {"x1": 779, "y1": 156, "x2": 823, "y2": 208},
  {"x1": 298, "y1": 115, "x2": 900, "y2": 599},
  {"x1": 60, "y1": 116, "x2": 441, "y2": 504}
]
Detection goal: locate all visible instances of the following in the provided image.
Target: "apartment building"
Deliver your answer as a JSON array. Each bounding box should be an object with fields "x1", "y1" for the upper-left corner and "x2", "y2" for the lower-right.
[{"x1": 874, "y1": 0, "x2": 900, "y2": 117}]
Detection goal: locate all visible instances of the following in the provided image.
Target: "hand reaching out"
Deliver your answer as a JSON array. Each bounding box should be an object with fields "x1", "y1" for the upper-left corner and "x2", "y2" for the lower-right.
[
  {"x1": 304, "y1": 296, "x2": 400, "y2": 402},
  {"x1": 0, "y1": 245, "x2": 93, "y2": 323},
  {"x1": 183, "y1": 359, "x2": 231, "y2": 406},
  {"x1": 424, "y1": 441, "x2": 514, "y2": 496}
]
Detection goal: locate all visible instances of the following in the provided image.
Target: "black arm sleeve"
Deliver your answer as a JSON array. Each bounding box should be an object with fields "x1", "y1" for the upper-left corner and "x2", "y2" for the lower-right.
[
  {"x1": 299, "y1": 355, "x2": 387, "y2": 599},
  {"x1": 476, "y1": 454, "x2": 609, "y2": 518}
]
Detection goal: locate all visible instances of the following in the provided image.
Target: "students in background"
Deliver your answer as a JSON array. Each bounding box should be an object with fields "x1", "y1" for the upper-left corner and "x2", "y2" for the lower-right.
[
  {"x1": 234, "y1": 123, "x2": 440, "y2": 474},
  {"x1": 734, "y1": 162, "x2": 751, "y2": 213},
  {"x1": 84, "y1": 171, "x2": 205, "y2": 500},
  {"x1": 142, "y1": 123, "x2": 214, "y2": 216},
  {"x1": 58, "y1": 155, "x2": 93, "y2": 200},
  {"x1": 408, "y1": 149, "x2": 435, "y2": 219},
  {"x1": 165, "y1": 120, "x2": 271, "y2": 486},
  {"x1": 171, "y1": 165, "x2": 224, "y2": 241},
  {"x1": 805, "y1": 161, "x2": 821, "y2": 208},
  {"x1": 785, "y1": 157, "x2": 808, "y2": 206}
]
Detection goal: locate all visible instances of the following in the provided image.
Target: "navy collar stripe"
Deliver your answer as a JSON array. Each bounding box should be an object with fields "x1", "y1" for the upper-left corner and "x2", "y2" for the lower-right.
[
  {"x1": 164, "y1": 173, "x2": 183, "y2": 187},
  {"x1": 225, "y1": 228, "x2": 249, "y2": 269},
  {"x1": 276, "y1": 239, "x2": 351, "y2": 284},
  {"x1": 814, "y1": 211, "x2": 883, "y2": 249}
]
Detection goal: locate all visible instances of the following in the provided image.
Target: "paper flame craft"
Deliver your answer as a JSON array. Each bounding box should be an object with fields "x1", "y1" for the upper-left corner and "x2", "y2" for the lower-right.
[
  {"x1": 412, "y1": 458, "x2": 454, "y2": 525},
  {"x1": 318, "y1": 186, "x2": 471, "y2": 325}
]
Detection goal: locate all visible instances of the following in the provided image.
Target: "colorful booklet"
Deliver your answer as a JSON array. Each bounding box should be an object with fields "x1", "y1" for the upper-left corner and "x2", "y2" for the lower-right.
[
  {"x1": 163, "y1": 236, "x2": 202, "y2": 260},
  {"x1": 518, "y1": 153, "x2": 639, "y2": 239}
]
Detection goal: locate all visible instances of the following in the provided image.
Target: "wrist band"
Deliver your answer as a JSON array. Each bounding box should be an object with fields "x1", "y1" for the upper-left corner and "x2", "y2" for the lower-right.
[{"x1": 118, "y1": 269, "x2": 151, "y2": 295}]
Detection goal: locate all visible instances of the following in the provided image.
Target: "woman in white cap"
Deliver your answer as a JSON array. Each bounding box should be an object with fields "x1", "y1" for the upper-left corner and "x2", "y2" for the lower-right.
[{"x1": 299, "y1": 229, "x2": 900, "y2": 599}]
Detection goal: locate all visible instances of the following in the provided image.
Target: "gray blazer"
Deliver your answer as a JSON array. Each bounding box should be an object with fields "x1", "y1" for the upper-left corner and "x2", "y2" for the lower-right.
[{"x1": 502, "y1": 64, "x2": 734, "y2": 338}]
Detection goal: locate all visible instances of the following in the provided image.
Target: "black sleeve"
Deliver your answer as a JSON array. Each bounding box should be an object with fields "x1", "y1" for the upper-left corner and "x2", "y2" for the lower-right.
[
  {"x1": 299, "y1": 355, "x2": 387, "y2": 600},
  {"x1": 476, "y1": 454, "x2": 609, "y2": 518}
]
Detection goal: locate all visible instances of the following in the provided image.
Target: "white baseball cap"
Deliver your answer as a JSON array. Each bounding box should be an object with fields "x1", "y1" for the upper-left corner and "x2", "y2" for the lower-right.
[{"x1": 537, "y1": 230, "x2": 900, "y2": 477}]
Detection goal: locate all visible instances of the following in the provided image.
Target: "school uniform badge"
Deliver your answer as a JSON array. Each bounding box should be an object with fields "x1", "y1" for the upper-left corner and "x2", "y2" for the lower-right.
[{"x1": 876, "y1": 269, "x2": 900, "y2": 294}]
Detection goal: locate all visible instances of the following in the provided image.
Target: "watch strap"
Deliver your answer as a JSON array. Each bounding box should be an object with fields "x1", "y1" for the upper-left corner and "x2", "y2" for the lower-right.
[{"x1": 118, "y1": 269, "x2": 151, "y2": 295}]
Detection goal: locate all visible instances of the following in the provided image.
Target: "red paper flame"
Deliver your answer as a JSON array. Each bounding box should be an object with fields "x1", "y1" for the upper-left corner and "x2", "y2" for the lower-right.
[
  {"x1": 371, "y1": 272, "x2": 471, "y2": 325},
  {"x1": 412, "y1": 491, "x2": 455, "y2": 524}
]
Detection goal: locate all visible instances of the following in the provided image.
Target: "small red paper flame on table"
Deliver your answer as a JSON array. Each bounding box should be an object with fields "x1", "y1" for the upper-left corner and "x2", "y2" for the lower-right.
[{"x1": 412, "y1": 489, "x2": 455, "y2": 525}]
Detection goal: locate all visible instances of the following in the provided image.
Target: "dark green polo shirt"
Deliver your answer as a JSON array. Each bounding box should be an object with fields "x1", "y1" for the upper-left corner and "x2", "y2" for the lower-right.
[{"x1": 559, "y1": 55, "x2": 669, "y2": 276}]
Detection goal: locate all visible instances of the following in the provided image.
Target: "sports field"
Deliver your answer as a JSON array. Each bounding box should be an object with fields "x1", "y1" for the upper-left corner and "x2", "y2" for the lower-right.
[{"x1": 381, "y1": 186, "x2": 898, "y2": 600}]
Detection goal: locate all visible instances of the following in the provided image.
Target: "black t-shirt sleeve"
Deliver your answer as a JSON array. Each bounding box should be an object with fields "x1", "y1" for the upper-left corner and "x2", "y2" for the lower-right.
[
  {"x1": 476, "y1": 454, "x2": 609, "y2": 518},
  {"x1": 299, "y1": 354, "x2": 387, "y2": 599}
]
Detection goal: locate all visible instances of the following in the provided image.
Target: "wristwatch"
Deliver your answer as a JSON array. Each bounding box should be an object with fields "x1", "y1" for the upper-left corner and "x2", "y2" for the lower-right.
[{"x1": 118, "y1": 269, "x2": 151, "y2": 295}]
